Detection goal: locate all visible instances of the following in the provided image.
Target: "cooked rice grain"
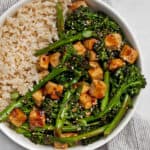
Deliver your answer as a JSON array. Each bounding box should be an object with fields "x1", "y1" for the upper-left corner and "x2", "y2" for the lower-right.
[{"x1": 0, "y1": 0, "x2": 71, "y2": 111}]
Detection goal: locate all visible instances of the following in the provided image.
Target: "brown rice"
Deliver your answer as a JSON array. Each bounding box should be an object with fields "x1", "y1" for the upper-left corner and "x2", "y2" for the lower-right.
[{"x1": 0, "y1": 0, "x2": 71, "y2": 111}]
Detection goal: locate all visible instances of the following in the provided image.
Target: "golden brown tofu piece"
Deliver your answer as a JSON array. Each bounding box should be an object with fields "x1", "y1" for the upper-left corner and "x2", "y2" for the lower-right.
[
  {"x1": 120, "y1": 45, "x2": 138, "y2": 64},
  {"x1": 88, "y1": 62, "x2": 103, "y2": 80},
  {"x1": 32, "y1": 89, "x2": 45, "y2": 107},
  {"x1": 83, "y1": 38, "x2": 98, "y2": 50},
  {"x1": 9, "y1": 108, "x2": 27, "y2": 127},
  {"x1": 39, "y1": 55, "x2": 49, "y2": 69},
  {"x1": 45, "y1": 82, "x2": 63, "y2": 100},
  {"x1": 69, "y1": 0, "x2": 87, "y2": 11},
  {"x1": 89, "y1": 80, "x2": 107, "y2": 99},
  {"x1": 89, "y1": 51, "x2": 98, "y2": 61},
  {"x1": 81, "y1": 82, "x2": 90, "y2": 94},
  {"x1": 89, "y1": 61, "x2": 100, "y2": 68},
  {"x1": 29, "y1": 107, "x2": 45, "y2": 128},
  {"x1": 38, "y1": 70, "x2": 49, "y2": 80},
  {"x1": 108, "y1": 58, "x2": 125, "y2": 71},
  {"x1": 88, "y1": 68, "x2": 103, "y2": 80},
  {"x1": 105, "y1": 33, "x2": 122, "y2": 49},
  {"x1": 80, "y1": 93, "x2": 92, "y2": 109},
  {"x1": 73, "y1": 41, "x2": 86, "y2": 55},
  {"x1": 49, "y1": 52, "x2": 61, "y2": 68},
  {"x1": 54, "y1": 142, "x2": 68, "y2": 150}
]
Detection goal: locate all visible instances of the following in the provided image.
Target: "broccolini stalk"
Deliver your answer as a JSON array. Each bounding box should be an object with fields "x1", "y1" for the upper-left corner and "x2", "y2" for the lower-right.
[
  {"x1": 31, "y1": 121, "x2": 100, "y2": 133},
  {"x1": 0, "y1": 67, "x2": 67, "y2": 122},
  {"x1": 35, "y1": 30, "x2": 96, "y2": 56},
  {"x1": 52, "y1": 125, "x2": 108, "y2": 144},
  {"x1": 15, "y1": 120, "x2": 103, "y2": 139},
  {"x1": 16, "y1": 126, "x2": 32, "y2": 138},
  {"x1": 15, "y1": 123, "x2": 32, "y2": 138},
  {"x1": 0, "y1": 100, "x2": 23, "y2": 122},
  {"x1": 55, "y1": 89, "x2": 76, "y2": 136},
  {"x1": 34, "y1": 125, "x2": 81, "y2": 132},
  {"x1": 56, "y1": 2, "x2": 64, "y2": 38},
  {"x1": 61, "y1": 44, "x2": 75, "y2": 65},
  {"x1": 101, "y1": 71, "x2": 110, "y2": 111},
  {"x1": 10, "y1": 91, "x2": 20, "y2": 101},
  {"x1": 104, "y1": 94, "x2": 131, "y2": 136},
  {"x1": 15, "y1": 124, "x2": 107, "y2": 145},
  {"x1": 64, "y1": 70, "x2": 82, "y2": 88}
]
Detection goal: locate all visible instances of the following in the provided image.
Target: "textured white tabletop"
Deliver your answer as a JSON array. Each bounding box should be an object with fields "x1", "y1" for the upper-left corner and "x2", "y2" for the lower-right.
[{"x1": 0, "y1": 0, "x2": 150, "y2": 149}]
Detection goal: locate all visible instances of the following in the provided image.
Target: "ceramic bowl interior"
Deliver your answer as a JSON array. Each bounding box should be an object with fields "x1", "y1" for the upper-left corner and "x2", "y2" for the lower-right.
[{"x1": 0, "y1": 0, "x2": 142, "y2": 150}]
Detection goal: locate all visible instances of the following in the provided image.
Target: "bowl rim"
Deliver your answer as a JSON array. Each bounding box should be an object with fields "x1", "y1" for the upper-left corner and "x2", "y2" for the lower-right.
[{"x1": 0, "y1": 0, "x2": 143, "y2": 150}]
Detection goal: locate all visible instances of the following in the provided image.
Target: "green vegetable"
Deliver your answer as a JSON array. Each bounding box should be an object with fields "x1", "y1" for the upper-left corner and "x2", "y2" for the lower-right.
[
  {"x1": 15, "y1": 121, "x2": 108, "y2": 145},
  {"x1": 35, "y1": 30, "x2": 96, "y2": 56},
  {"x1": 16, "y1": 127, "x2": 32, "y2": 138},
  {"x1": 56, "y1": 2, "x2": 64, "y2": 38},
  {"x1": 61, "y1": 44, "x2": 75, "y2": 65},
  {"x1": 65, "y1": 7, "x2": 121, "y2": 33},
  {"x1": 104, "y1": 94, "x2": 131, "y2": 136},
  {"x1": 15, "y1": 121, "x2": 103, "y2": 136},
  {"x1": 0, "y1": 100, "x2": 23, "y2": 122},
  {"x1": 10, "y1": 92, "x2": 20, "y2": 101},
  {"x1": 0, "y1": 67, "x2": 67, "y2": 122},
  {"x1": 110, "y1": 65, "x2": 146, "y2": 96},
  {"x1": 55, "y1": 89, "x2": 76, "y2": 136},
  {"x1": 16, "y1": 125, "x2": 107, "y2": 145},
  {"x1": 94, "y1": 42, "x2": 120, "y2": 63},
  {"x1": 101, "y1": 71, "x2": 110, "y2": 111},
  {"x1": 63, "y1": 70, "x2": 82, "y2": 88},
  {"x1": 16, "y1": 124, "x2": 31, "y2": 138},
  {"x1": 52, "y1": 125, "x2": 108, "y2": 144}
]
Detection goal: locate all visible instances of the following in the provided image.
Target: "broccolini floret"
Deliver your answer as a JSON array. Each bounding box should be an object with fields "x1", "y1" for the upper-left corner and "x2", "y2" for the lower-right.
[{"x1": 65, "y1": 7, "x2": 121, "y2": 33}]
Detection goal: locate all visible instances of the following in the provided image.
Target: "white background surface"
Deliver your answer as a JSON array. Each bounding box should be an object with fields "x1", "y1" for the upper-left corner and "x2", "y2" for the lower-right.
[{"x1": 0, "y1": 0, "x2": 150, "y2": 149}]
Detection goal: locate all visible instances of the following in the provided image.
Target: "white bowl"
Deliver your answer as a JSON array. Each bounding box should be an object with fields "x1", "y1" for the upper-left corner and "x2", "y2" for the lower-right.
[{"x1": 0, "y1": 0, "x2": 142, "y2": 150}]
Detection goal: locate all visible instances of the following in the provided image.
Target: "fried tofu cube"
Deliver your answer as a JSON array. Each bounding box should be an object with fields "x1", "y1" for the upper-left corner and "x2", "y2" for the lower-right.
[
  {"x1": 32, "y1": 89, "x2": 45, "y2": 107},
  {"x1": 9, "y1": 108, "x2": 27, "y2": 127},
  {"x1": 81, "y1": 82, "x2": 90, "y2": 94},
  {"x1": 80, "y1": 93, "x2": 92, "y2": 109},
  {"x1": 88, "y1": 62, "x2": 103, "y2": 80},
  {"x1": 54, "y1": 142, "x2": 68, "y2": 149},
  {"x1": 69, "y1": 0, "x2": 87, "y2": 11},
  {"x1": 49, "y1": 52, "x2": 61, "y2": 68},
  {"x1": 89, "y1": 61, "x2": 100, "y2": 68},
  {"x1": 45, "y1": 82, "x2": 63, "y2": 100},
  {"x1": 120, "y1": 45, "x2": 138, "y2": 64},
  {"x1": 83, "y1": 38, "x2": 98, "y2": 50},
  {"x1": 88, "y1": 68, "x2": 103, "y2": 80},
  {"x1": 89, "y1": 51, "x2": 98, "y2": 61},
  {"x1": 105, "y1": 33, "x2": 122, "y2": 49},
  {"x1": 108, "y1": 58, "x2": 125, "y2": 71},
  {"x1": 29, "y1": 108, "x2": 45, "y2": 128},
  {"x1": 89, "y1": 80, "x2": 106, "y2": 99},
  {"x1": 39, "y1": 55, "x2": 49, "y2": 69},
  {"x1": 73, "y1": 41, "x2": 86, "y2": 55},
  {"x1": 85, "y1": 101, "x2": 93, "y2": 109}
]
